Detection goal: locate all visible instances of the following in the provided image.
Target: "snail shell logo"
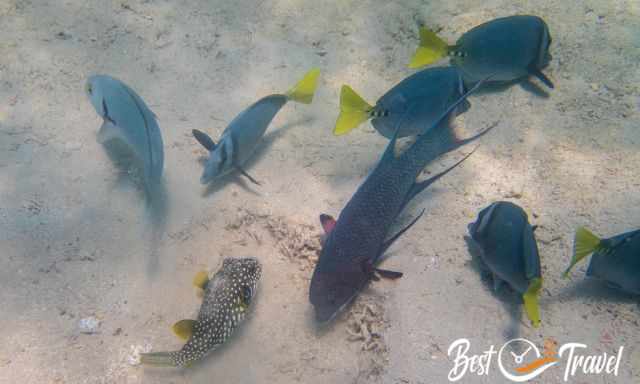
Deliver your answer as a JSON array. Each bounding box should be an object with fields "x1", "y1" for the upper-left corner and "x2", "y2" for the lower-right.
[{"x1": 498, "y1": 338, "x2": 559, "y2": 382}]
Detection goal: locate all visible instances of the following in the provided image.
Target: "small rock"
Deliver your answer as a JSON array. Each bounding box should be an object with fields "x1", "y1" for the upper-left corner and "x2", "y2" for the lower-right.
[
  {"x1": 55, "y1": 31, "x2": 72, "y2": 40},
  {"x1": 78, "y1": 316, "x2": 100, "y2": 334}
]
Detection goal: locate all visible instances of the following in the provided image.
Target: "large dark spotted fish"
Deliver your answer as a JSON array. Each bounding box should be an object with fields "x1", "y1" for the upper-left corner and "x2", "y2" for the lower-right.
[
  {"x1": 310, "y1": 79, "x2": 495, "y2": 324},
  {"x1": 140, "y1": 257, "x2": 262, "y2": 367}
]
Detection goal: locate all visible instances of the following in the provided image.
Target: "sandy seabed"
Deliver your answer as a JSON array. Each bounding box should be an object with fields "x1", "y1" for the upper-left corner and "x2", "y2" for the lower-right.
[{"x1": 1, "y1": 1, "x2": 639, "y2": 383}]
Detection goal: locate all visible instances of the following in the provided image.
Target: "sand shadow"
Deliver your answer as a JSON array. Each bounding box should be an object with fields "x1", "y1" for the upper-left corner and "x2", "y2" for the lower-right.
[
  {"x1": 464, "y1": 235, "x2": 524, "y2": 342},
  {"x1": 198, "y1": 117, "x2": 315, "y2": 198},
  {"x1": 555, "y1": 276, "x2": 638, "y2": 305},
  {"x1": 467, "y1": 77, "x2": 550, "y2": 99},
  {"x1": 100, "y1": 139, "x2": 170, "y2": 277}
]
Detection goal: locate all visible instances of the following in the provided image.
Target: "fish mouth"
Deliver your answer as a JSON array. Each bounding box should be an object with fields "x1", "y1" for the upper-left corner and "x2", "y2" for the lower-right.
[{"x1": 313, "y1": 305, "x2": 339, "y2": 325}]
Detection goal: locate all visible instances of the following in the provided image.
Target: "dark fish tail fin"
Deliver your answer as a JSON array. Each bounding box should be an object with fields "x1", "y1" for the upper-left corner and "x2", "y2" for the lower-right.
[
  {"x1": 139, "y1": 351, "x2": 177, "y2": 366},
  {"x1": 563, "y1": 227, "x2": 602, "y2": 277},
  {"x1": 403, "y1": 76, "x2": 494, "y2": 168}
]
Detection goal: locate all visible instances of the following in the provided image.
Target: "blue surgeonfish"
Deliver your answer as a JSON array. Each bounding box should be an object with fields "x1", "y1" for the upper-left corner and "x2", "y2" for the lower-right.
[
  {"x1": 85, "y1": 75, "x2": 164, "y2": 190},
  {"x1": 409, "y1": 15, "x2": 553, "y2": 88},
  {"x1": 467, "y1": 201, "x2": 543, "y2": 327},
  {"x1": 564, "y1": 227, "x2": 640, "y2": 294},
  {"x1": 193, "y1": 69, "x2": 320, "y2": 185},
  {"x1": 334, "y1": 67, "x2": 469, "y2": 138}
]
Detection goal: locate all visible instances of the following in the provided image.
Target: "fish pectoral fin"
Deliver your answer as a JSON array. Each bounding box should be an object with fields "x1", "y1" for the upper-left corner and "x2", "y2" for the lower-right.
[
  {"x1": 235, "y1": 165, "x2": 261, "y2": 185},
  {"x1": 285, "y1": 68, "x2": 320, "y2": 104},
  {"x1": 192, "y1": 270, "x2": 209, "y2": 290},
  {"x1": 528, "y1": 64, "x2": 554, "y2": 89},
  {"x1": 334, "y1": 85, "x2": 372, "y2": 136},
  {"x1": 192, "y1": 129, "x2": 217, "y2": 151},
  {"x1": 319, "y1": 214, "x2": 337, "y2": 235},
  {"x1": 374, "y1": 268, "x2": 403, "y2": 279},
  {"x1": 522, "y1": 277, "x2": 543, "y2": 328},
  {"x1": 563, "y1": 227, "x2": 601, "y2": 278},
  {"x1": 408, "y1": 27, "x2": 450, "y2": 68},
  {"x1": 97, "y1": 121, "x2": 121, "y2": 144},
  {"x1": 172, "y1": 319, "x2": 196, "y2": 341}
]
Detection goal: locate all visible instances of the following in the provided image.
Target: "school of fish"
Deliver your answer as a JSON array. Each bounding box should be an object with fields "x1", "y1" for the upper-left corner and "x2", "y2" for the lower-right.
[{"x1": 73, "y1": 13, "x2": 640, "y2": 370}]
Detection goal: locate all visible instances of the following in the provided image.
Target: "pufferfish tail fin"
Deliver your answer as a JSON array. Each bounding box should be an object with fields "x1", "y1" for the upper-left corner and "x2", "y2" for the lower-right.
[
  {"x1": 334, "y1": 85, "x2": 373, "y2": 136},
  {"x1": 139, "y1": 351, "x2": 177, "y2": 366},
  {"x1": 563, "y1": 227, "x2": 602, "y2": 278},
  {"x1": 285, "y1": 68, "x2": 321, "y2": 104},
  {"x1": 409, "y1": 27, "x2": 451, "y2": 69}
]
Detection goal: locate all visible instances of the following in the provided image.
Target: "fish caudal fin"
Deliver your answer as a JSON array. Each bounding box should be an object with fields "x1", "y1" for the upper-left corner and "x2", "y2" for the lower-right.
[
  {"x1": 522, "y1": 277, "x2": 542, "y2": 328},
  {"x1": 139, "y1": 351, "x2": 177, "y2": 366},
  {"x1": 408, "y1": 27, "x2": 450, "y2": 68},
  {"x1": 563, "y1": 227, "x2": 601, "y2": 277},
  {"x1": 285, "y1": 68, "x2": 320, "y2": 104},
  {"x1": 334, "y1": 85, "x2": 373, "y2": 136}
]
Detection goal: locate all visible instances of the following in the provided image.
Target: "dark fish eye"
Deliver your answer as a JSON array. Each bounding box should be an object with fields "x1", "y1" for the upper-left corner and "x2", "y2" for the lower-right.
[
  {"x1": 86, "y1": 83, "x2": 93, "y2": 94},
  {"x1": 242, "y1": 286, "x2": 252, "y2": 303}
]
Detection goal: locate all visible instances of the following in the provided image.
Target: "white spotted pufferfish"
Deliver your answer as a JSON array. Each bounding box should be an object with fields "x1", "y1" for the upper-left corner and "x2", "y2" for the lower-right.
[{"x1": 140, "y1": 257, "x2": 262, "y2": 367}]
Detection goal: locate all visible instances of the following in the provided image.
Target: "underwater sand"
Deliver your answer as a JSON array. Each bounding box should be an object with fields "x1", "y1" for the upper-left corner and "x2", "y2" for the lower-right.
[{"x1": 1, "y1": 0, "x2": 639, "y2": 383}]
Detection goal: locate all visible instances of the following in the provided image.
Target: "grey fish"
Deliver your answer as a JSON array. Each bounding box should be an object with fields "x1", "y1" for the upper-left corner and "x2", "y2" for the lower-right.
[
  {"x1": 310, "y1": 78, "x2": 495, "y2": 324},
  {"x1": 140, "y1": 257, "x2": 262, "y2": 367},
  {"x1": 193, "y1": 69, "x2": 320, "y2": 185},
  {"x1": 85, "y1": 75, "x2": 164, "y2": 190},
  {"x1": 334, "y1": 67, "x2": 469, "y2": 138},
  {"x1": 467, "y1": 201, "x2": 542, "y2": 327},
  {"x1": 564, "y1": 227, "x2": 640, "y2": 294},
  {"x1": 410, "y1": 15, "x2": 553, "y2": 88}
]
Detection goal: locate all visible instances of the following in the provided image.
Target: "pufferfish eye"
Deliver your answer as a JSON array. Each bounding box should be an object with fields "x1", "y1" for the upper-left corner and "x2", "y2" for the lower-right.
[
  {"x1": 86, "y1": 83, "x2": 93, "y2": 95},
  {"x1": 242, "y1": 286, "x2": 252, "y2": 304}
]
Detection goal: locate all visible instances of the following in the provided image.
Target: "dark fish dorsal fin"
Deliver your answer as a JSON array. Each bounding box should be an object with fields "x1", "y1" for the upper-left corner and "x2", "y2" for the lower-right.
[
  {"x1": 192, "y1": 129, "x2": 217, "y2": 151},
  {"x1": 320, "y1": 214, "x2": 336, "y2": 235}
]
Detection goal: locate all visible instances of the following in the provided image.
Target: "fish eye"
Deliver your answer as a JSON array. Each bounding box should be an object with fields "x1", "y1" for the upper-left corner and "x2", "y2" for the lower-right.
[
  {"x1": 86, "y1": 83, "x2": 93, "y2": 94},
  {"x1": 242, "y1": 286, "x2": 252, "y2": 303}
]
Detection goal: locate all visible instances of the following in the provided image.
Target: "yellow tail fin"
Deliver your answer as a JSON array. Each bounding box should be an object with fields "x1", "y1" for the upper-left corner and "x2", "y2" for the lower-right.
[
  {"x1": 522, "y1": 277, "x2": 542, "y2": 328},
  {"x1": 563, "y1": 227, "x2": 601, "y2": 277},
  {"x1": 286, "y1": 68, "x2": 320, "y2": 104},
  {"x1": 334, "y1": 85, "x2": 373, "y2": 136},
  {"x1": 408, "y1": 27, "x2": 450, "y2": 68}
]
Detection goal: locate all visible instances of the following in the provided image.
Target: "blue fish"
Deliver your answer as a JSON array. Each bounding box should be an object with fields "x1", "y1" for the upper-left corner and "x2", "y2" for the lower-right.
[
  {"x1": 85, "y1": 75, "x2": 164, "y2": 191},
  {"x1": 564, "y1": 227, "x2": 640, "y2": 294},
  {"x1": 467, "y1": 201, "x2": 542, "y2": 327},
  {"x1": 193, "y1": 69, "x2": 320, "y2": 185},
  {"x1": 409, "y1": 15, "x2": 553, "y2": 88},
  {"x1": 309, "y1": 79, "x2": 495, "y2": 324},
  {"x1": 334, "y1": 67, "x2": 469, "y2": 138}
]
